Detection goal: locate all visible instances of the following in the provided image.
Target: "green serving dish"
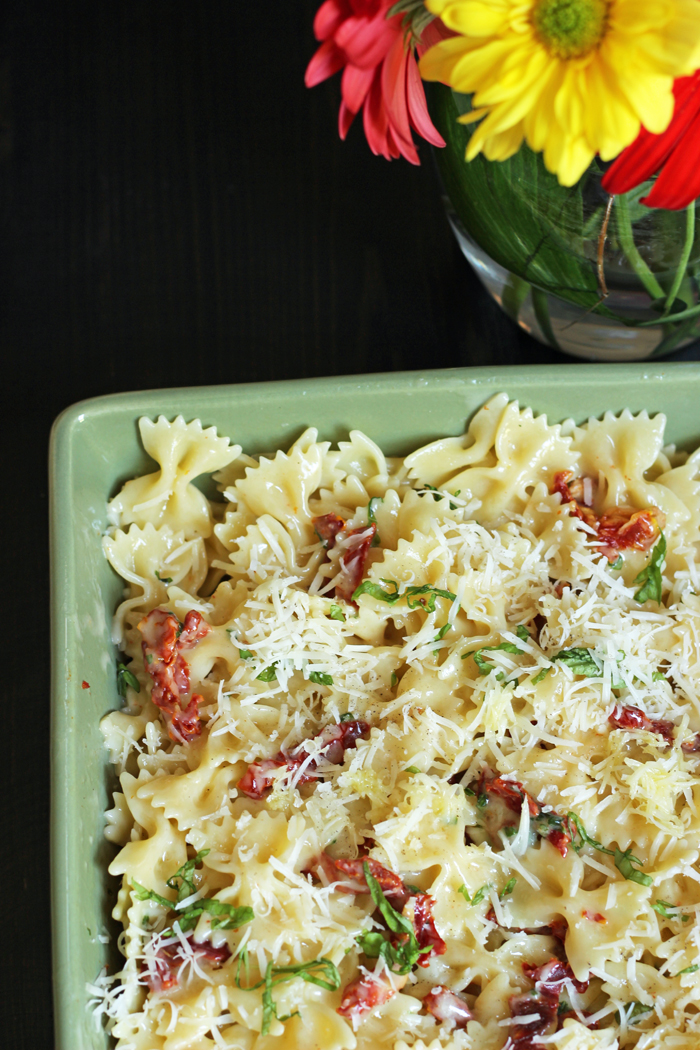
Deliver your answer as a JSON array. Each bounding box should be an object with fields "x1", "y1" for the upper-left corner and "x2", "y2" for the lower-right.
[{"x1": 49, "y1": 363, "x2": 700, "y2": 1050}]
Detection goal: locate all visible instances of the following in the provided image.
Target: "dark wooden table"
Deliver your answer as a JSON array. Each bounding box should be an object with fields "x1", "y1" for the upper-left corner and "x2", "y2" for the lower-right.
[{"x1": 2, "y1": 2, "x2": 699, "y2": 1046}]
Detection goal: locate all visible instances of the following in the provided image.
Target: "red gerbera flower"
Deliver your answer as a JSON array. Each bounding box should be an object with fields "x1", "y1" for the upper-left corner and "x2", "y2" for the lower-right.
[
  {"x1": 305, "y1": 0, "x2": 446, "y2": 164},
  {"x1": 602, "y1": 71, "x2": 700, "y2": 210}
]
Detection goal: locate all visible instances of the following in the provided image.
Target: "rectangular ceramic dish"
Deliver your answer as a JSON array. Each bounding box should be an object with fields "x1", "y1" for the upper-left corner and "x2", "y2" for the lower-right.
[{"x1": 49, "y1": 362, "x2": 700, "y2": 1049}]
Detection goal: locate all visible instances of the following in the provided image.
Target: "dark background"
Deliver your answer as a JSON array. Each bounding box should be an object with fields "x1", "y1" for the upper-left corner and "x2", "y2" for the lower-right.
[{"x1": 2, "y1": 2, "x2": 699, "y2": 1046}]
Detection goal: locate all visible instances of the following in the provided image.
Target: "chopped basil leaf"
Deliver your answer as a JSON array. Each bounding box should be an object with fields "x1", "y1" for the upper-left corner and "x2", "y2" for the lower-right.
[
  {"x1": 676, "y1": 964, "x2": 700, "y2": 975},
  {"x1": 405, "y1": 584, "x2": 457, "y2": 612},
  {"x1": 500, "y1": 876, "x2": 517, "y2": 898},
  {"x1": 404, "y1": 766, "x2": 420, "y2": 774},
  {"x1": 558, "y1": 1000, "x2": 571, "y2": 1016},
  {"x1": 117, "y1": 662, "x2": 140, "y2": 696},
  {"x1": 458, "y1": 883, "x2": 490, "y2": 907},
  {"x1": 532, "y1": 667, "x2": 551, "y2": 685},
  {"x1": 503, "y1": 825, "x2": 517, "y2": 838},
  {"x1": 477, "y1": 793, "x2": 488, "y2": 808},
  {"x1": 339, "y1": 712, "x2": 354, "y2": 722},
  {"x1": 391, "y1": 672, "x2": 398, "y2": 687},
  {"x1": 552, "y1": 648, "x2": 602, "y2": 676},
  {"x1": 308, "y1": 671, "x2": 333, "y2": 686},
  {"x1": 360, "y1": 861, "x2": 429, "y2": 973},
  {"x1": 652, "y1": 899, "x2": 681, "y2": 919},
  {"x1": 464, "y1": 786, "x2": 475, "y2": 797},
  {"x1": 256, "y1": 664, "x2": 278, "y2": 682},
  {"x1": 367, "y1": 497, "x2": 383, "y2": 546},
  {"x1": 433, "y1": 622, "x2": 452, "y2": 644},
  {"x1": 352, "y1": 579, "x2": 401, "y2": 603},
  {"x1": 610, "y1": 555, "x2": 623, "y2": 570},
  {"x1": 146, "y1": 653, "x2": 153, "y2": 665},
  {"x1": 237, "y1": 957, "x2": 340, "y2": 1035},
  {"x1": 155, "y1": 570, "x2": 173, "y2": 584},
  {"x1": 652, "y1": 671, "x2": 666, "y2": 682},
  {"x1": 329, "y1": 604, "x2": 345, "y2": 622},
  {"x1": 627, "y1": 1001, "x2": 653, "y2": 1022},
  {"x1": 178, "y1": 898, "x2": 254, "y2": 933},
  {"x1": 614, "y1": 848, "x2": 653, "y2": 887},
  {"x1": 568, "y1": 813, "x2": 652, "y2": 885},
  {"x1": 167, "y1": 849, "x2": 210, "y2": 903},
  {"x1": 132, "y1": 880, "x2": 174, "y2": 910},
  {"x1": 238, "y1": 648, "x2": 253, "y2": 660},
  {"x1": 516, "y1": 625, "x2": 530, "y2": 642},
  {"x1": 463, "y1": 642, "x2": 523, "y2": 675},
  {"x1": 633, "y1": 532, "x2": 666, "y2": 605}
]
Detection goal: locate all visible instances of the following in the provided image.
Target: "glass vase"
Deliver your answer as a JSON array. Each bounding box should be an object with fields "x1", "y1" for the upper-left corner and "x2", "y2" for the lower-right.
[{"x1": 429, "y1": 84, "x2": 700, "y2": 361}]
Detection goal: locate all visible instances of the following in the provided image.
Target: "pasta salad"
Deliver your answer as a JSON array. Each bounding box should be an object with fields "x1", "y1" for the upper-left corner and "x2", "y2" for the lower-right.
[{"x1": 92, "y1": 394, "x2": 700, "y2": 1050}]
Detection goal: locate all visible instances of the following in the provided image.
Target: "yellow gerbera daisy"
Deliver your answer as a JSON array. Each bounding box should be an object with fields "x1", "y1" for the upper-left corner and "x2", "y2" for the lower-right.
[{"x1": 419, "y1": 0, "x2": 700, "y2": 185}]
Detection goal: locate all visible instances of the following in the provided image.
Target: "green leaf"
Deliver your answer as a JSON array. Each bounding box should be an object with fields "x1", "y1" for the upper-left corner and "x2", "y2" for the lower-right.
[
  {"x1": 131, "y1": 880, "x2": 174, "y2": 911},
  {"x1": 652, "y1": 899, "x2": 680, "y2": 919},
  {"x1": 180, "y1": 899, "x2": 254, "y2": 932},
  {"x1": 627, "y1": 1001, "x2": 653, "y2": 1022},
  {"x1": 256, "y1": 664, "x2": 278, "y2": 682},
  {"x1": 516, "y1": 625, "x2": 530, "y2": 642},
  {"x1": 391, "y1": 672, "x2": 398, "y2": 687},
  {"x1": 404, "y1": 584, "x2": 457, "y2": 612},
  {"x1": 117, "y1": 662, "x2": 140, "y2": 696},
  {"x1": 653, "y1": 671, "x2": 666, "y2": 682},
  {"x1": 614, "y1": 848, "x2": 653, "y2": 887},
  {"x1": 610, "y1": 555, "x2": 623, "y2": 570},
  {"x1": 433, "y1": 622, "x2": 452, "y2": 644},
  {"x1": 167, "y1": 849, "x2": 210, "y2": 903},
  {"x1": 308, "y1": 671, "x2": 333, "y2": 686},
  {"x1": 352, "y1": 579, "x2": 401, "y2": 604},
  {"x1": 457, "y1": 883, "x2": 490, "y2": 907},
  {"x1": 405, "y1": 766, "x2": 420, "y2": 774},
  {"x1": 427, "y1": 84, "x2": 621, "y2": 317},
  {"x1": 676, "y1": 964, "x2": 700, "y2": 975},
  {"x1": 361, "y1": 861, "x2": 428, "y2": 973},
  {"x1": 238, "y1": 648, "x2": 254, "y2": 660},
  {"x1": 244, "y1": 958, "x2": 341, "y2": 1035},
  {"x1": 339, "y1": 712, "x2": 355, "y2": 722},
  {"x1": 155, "y1": 570, "x2": 173, "y2": 584},
  {"x1": 633, "y1": 533, "x2": 666, "y2": 604},
  {"x1": 367, "y1": 497, "x2": 383, "y2": 546},
  {"x1": 552, "y1": 648, "x2": 602, "y2": 676},
  {"x1": 568, "y1": 813, "x2": 652, "y2": 885},
  {"x1": 329, "y1": 604, "x2": 345, "y2": 622},
  {"x1": 532, "y1": 667, "x2": 551, "y2": 685},
  {"x1": 463, "y1": 641, "x2": 523, "y2": 675},
  {"x1": 500, "y1": 876, "x2": 517, "y2": 899}
]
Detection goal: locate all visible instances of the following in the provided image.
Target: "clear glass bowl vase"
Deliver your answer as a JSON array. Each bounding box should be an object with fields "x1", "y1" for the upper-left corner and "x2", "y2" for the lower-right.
[{"x1": 428, "y1": 84, "x2": 700, "y2": 361}]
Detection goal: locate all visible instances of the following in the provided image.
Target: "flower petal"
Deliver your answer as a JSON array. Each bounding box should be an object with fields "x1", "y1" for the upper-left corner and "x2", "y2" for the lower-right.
[
  {"x1": 405, "y1": 49, "x2": 446, "y2": 146},
  {"x1": 305, "y1": 39, "x2": 346, "y2": 88},
  {"x1": 313, "y1": 0, "x2": 352, "y2": 41},
  {"x1": 341, "y1": 63, "x2": 375, "y2": 114}
]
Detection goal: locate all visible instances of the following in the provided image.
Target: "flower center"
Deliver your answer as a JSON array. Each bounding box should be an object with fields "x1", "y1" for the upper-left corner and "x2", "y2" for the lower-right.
[{"x1": 532, "y1": 0, "x2": 609, "y2": 59}]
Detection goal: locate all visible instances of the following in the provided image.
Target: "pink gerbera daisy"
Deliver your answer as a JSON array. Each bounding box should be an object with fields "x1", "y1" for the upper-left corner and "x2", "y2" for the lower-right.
[{"x1": 305, "y1": 0, "x2": 446, "y2": 164}]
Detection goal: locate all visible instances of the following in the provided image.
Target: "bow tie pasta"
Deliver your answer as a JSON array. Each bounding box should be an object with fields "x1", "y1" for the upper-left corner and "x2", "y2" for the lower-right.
[{"x1": 92, "y1": 398, "x2": 700, "y2": 1050}]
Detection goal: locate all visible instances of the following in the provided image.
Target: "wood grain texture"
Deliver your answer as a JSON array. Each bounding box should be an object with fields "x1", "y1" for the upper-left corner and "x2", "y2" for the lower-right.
[{"x1": 0, "y1": 1, "x2": 698, "y2": 1046}]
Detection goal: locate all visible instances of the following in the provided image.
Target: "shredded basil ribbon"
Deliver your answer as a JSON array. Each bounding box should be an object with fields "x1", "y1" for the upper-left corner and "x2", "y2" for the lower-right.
[{"x1": 633, "y1": 532, "x2": 666, "y2": 604}]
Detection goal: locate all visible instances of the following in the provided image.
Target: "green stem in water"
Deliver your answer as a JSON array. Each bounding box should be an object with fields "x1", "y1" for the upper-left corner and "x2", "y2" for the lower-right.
[
  {"x1": 663, "y1": 201, "x2": 695, "y2": 316},
  {"x1": 531, "y1": 287, "x2": 560, "y2": 350},
  {"x1": 501, "y1": 274, "x2": 530, "y2": 323},
  {"x1": 615, "y1": 193, "x2": 664, "y2": 301}
]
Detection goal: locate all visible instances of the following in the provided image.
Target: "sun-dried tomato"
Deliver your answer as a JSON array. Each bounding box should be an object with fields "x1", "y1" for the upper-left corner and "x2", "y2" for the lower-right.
[
  {"x1": 313, "y1": 513, "x2": 346, "y2": 549},
  {"x1": 141, "y1": 935, "x2": 230, "y2": 993},
  {"x1": 423, "y1": 986, "x2": 472, "y2": 1027},
  {"x1": 337, "y1": 973, "x2": 397, "y2": 1022},
  {"x1": 552, "y1": 471, "x2": 661, "y2": 560},
  {"x1": 236, "y1": 720, "x2": 370, "y2": 799},
  {"x1": 335, "y1": 525, "x2": 378, "y2": 603},
  {"x1": 138, "y1": 608, "x2": 211, "y2": 744},
  {"x1": 609, "y1": 704, "x2": 675, "y2": 746},
  {"x1": 413, "y1": 894, "x2": 446, "y2": 966}
]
